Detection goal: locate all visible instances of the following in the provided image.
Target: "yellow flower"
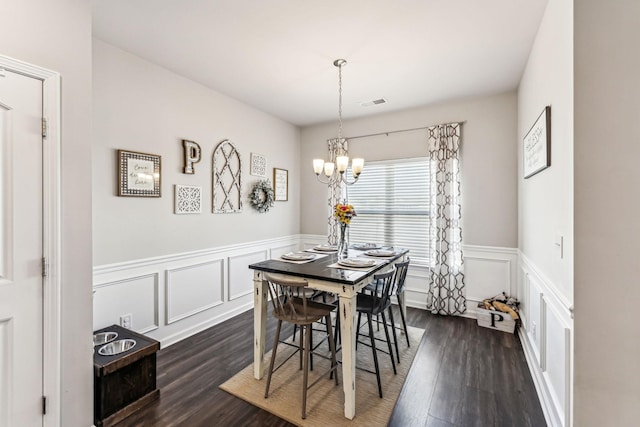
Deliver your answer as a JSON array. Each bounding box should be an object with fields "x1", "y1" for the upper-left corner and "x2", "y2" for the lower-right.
[{"x1": 334, "y1": 203, "x2": 357, "y2": 225}]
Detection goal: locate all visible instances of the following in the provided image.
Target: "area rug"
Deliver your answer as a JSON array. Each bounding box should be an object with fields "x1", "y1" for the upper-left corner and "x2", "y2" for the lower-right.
[{"x1": 220, "y1": 324, "x2": 424, "y2": 426}]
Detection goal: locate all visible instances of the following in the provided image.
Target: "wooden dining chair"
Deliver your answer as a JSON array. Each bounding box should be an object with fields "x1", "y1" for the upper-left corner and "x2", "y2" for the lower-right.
[{"x1": 263, "y1": 274, "x2": 339, "y2": 419}]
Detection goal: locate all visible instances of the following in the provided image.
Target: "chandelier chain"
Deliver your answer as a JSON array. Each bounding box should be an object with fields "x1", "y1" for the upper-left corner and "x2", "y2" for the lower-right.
[{"x1": 338, "y1": 61, "x2": 343, "y2": 142}]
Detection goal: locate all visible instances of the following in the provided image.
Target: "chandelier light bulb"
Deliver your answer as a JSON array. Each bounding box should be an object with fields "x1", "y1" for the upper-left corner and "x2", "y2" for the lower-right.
[
  {"x1": 324, "y1": 162, "x2": 335, "y2": 177},
  {"x1": 313, "y1": 159, "x2": 325, "y2": 175},
  {"x1": 336, "y1": 155, "x2": 349, "y2": 173},
  {"x1": 351, "y1": 158, "x2": 364, "y2": 176}
]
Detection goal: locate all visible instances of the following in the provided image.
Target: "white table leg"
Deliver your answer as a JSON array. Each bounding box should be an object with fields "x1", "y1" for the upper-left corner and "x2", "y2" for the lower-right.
[
  {"x1": 253, "y1": 272, "x2": 268, "y2": 379},
  {"x1": 339, "y1": 293, "x2": 357, "y2": 419}
]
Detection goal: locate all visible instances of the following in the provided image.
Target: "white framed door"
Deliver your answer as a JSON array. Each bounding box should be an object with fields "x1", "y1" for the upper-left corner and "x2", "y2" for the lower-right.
[
  {"x1": 0, "y1": 55, "x2": 61, "y2": 427},
  {"x1": 0, "y1": 67, "x2": 44, "y2": 426}
]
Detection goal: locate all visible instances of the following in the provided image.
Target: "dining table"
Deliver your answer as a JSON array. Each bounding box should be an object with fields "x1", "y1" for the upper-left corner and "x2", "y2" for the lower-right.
[{"x1": 249, "y1": 245, "x2": 409, "y2": 420}]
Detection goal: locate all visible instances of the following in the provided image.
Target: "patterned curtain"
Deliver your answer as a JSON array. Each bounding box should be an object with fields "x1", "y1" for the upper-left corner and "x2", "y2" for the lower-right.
[
  {"x1": 327, "y1": 138, "x2": 348, "y2": 245},
  {"x1": 426, "y1": 122, "x2": 466, "y2": 315}
]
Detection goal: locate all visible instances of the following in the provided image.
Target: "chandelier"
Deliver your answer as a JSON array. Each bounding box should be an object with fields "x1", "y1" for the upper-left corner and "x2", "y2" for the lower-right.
[{"x1": 312, "y1": 59, "x2": 364, "y2": 185}]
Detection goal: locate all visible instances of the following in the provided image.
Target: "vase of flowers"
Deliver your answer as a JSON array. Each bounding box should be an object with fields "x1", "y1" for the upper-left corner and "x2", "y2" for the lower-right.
[{"x1": 334, "y1": 202, "x2": 356, "y2": 259}]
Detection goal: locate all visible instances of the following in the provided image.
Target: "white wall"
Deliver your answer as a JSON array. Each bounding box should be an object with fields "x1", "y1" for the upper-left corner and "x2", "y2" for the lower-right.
[
  {"x1": 574, "y1": 1, "x2": 640, "y2": 425},
  {"x1": 92, "y1": 39, "x2": 303, "y2": 346},
  {"x1": 0, "y1": 0, "x2": 93, "y2": 425},
  {"x1": 517, "y1": 1, "x2": 573, "y2": 425},
  {"x1": 93, "y1": 39, "x2": 301, "y2": 265},
  {"x1": 300, "y1": 92, "x2": 519, "y2": 249},
  {"x1": 518, "y1": 0, "x2": 574, "y2": 307}
]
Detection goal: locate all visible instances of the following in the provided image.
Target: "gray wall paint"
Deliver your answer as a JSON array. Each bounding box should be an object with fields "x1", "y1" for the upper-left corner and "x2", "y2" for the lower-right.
[
  {"x1": 300, "y1": 92, "x2": 518, "y2": 248},
  {"x1": 0, "y1": 0, "x2": 93, "y2": 425},
  {"x1": 518, "y1": 0, "x2": 574, "y2": 304},
  {"x1": 574, "y1": 0, "x2": 640, "y2": 425},
  {"x1": 93, "y1": 40, "x2": 301, "y2": 265}
]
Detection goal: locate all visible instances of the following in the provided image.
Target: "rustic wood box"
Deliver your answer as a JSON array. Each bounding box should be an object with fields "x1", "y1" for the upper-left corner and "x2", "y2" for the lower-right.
[
  {"x1": 93, "y1": 325, "x2": 160, "y2": 427},
  {"x1": 476, "y1": 307, "x2": 517, "y2": 333}
]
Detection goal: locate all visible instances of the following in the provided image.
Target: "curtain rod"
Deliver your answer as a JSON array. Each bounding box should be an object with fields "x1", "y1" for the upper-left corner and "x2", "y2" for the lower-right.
[{"x1": 343, "y1": 121, "x2": 465, "y2": 141}]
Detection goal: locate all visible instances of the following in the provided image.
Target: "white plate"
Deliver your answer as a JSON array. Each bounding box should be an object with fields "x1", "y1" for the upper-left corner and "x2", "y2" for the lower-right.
[
  {"x1": 353, "y1": 243, "x2": 382, "y2": 250},
  {"x1": 364, "y1": 249, "x2": 395, "y2": 257},
  {"x1": 281, "y1": 252, "x2": 316, "y2": 261},
  {"x1": 313, "y1": 245, "x2": 338, "y2": 252},
  {"x1": 338, "y1": 258, "x2": 376, "y2": 268}
]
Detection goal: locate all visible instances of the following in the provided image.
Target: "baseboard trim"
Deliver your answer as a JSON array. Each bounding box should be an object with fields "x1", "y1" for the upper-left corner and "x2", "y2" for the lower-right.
[
  {"x1": 519, "y1": 326, "x2": 559, "y2": 427},
  {"x1": 161, "y1": 301, "x2": 253, "y2": 348}
]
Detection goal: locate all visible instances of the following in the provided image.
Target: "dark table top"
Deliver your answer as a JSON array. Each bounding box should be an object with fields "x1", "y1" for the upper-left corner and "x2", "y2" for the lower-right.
[{"x1": 249, "y1": 247, "x2": 408, "y2": 286}]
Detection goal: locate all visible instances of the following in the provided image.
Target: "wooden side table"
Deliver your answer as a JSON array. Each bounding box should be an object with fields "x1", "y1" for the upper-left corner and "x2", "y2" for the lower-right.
[{"x1": 93, "y1": 325, "x2": 160, "y2": 427}]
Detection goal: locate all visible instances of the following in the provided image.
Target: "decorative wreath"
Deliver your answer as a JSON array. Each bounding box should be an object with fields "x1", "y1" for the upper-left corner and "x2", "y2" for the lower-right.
[{"x1": 249, "y1": 180, "x2": 275, "y2": 213}]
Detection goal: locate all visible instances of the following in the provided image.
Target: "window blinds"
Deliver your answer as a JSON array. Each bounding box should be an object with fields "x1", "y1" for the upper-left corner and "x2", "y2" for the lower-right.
[{"x1": 347, "y1": 158, "x2": 430, "y2": 264}]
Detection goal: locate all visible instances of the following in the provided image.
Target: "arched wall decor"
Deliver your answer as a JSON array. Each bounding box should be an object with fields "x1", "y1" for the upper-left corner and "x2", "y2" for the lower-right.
[{"x1": 212, "y1": 139, "x2": 242, "y2": 213}]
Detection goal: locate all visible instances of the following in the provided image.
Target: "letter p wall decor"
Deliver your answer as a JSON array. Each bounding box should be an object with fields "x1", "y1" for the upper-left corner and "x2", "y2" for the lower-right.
[{"x1": 182, "y1": 139, "x2": 202, "y2": 174}]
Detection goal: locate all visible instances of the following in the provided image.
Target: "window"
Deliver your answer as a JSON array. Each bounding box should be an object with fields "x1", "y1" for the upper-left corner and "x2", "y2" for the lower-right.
[{"x1": 347, "y1": 157, "x2": 430, "y2": 265}]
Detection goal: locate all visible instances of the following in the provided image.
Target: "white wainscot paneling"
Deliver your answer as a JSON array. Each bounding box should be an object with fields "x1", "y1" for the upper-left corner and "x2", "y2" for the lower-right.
[
  {"x1": 0, "y1": 318, "x2": 11, "y2": 426},
  {"x1": 301, "y1": 235, "x2": 326, "y2": 250},
  {"x1": 270, "y1": 243, "x2": 298, "y2": 259},
  {"x1": 404, "y1": 265, "x2": 429, "y2": 309},
  {"x1": 388, "y1": 245, "x2": 517, "y2": 312},
  {"x1": 544, "y1": 298, "x2": 571, "y2": 427},
  {"x1": 461, "y1": 245, "x2": 517, "y2": 317},
  {"x1": 228, "y1": 250, "x2": 268, "y2": 301},
  {"x1": 166, "y1": 259, "x2": 224, "y2": 324},
  {"x1": 93, "y1": 236, "x2": 299, "y2": 347},
  {"x1": 93, "y1": 273, "x2": 158, "y2": 333},
  {"x1": 527, "y1": 274, "x2": 544, "y2": 366},
  {"x1": 519, "y1": 253, "x2": 573, "y2": 427},
  {"x1": 465, "y1": 258, "x2": 511, "y2": 301}
]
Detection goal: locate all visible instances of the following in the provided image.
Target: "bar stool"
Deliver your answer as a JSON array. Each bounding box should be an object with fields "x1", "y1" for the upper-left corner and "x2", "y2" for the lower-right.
[
  {"x1": 362, "y1": 259, "x2": 410, "y2": 363},
  {"x1": 354, "y1": 270, "x2": 397, "y2": 398},
  {"x1": 263, "y1": 274, "x2": 339, "y2": 419}
]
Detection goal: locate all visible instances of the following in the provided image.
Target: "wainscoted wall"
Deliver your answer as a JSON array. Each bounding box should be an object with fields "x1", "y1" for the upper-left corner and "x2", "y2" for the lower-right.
[
  {"x1": 94, "y1": 235, "x2": 519, "y2": 349},
  {"x1": 97, "y1": 233, "x2": 568, "y2": 425},
  {"x1": 518, "y1": 252, "x2": 573, "y2": 427},
  {"x1": 93, "y1": 236, "x2": 299, "y2": 347},
  {"x1": 384, "y1": 244, "x2": 517, "y2": 315}
]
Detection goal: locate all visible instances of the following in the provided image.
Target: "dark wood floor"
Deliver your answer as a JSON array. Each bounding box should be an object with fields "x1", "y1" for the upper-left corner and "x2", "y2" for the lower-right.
[{"x1": 113, "y1": 307, "x2": 546, "y2": 427}]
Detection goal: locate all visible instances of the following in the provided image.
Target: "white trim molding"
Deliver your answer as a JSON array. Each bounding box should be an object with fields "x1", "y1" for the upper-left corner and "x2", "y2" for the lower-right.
[
  {"x1": 166, "y1": 260, "x2": 224, "y2": 324},
  {"x1": 92, "y1": 237, "x2": 571, "y2": 427},
  {"x1": 403, "y1": 244, "x2": 518, "y2": 315},
  {"x1": 301, "y1": 237, "x2": 519, "y2": 315},
  {"x1": 0, "y1": 55, "x2": 62, "y2": 427},
  {"x1": 93, "y1": 235, "x2": 296, "y2": 347},
  {"x1": 519, "y1": 251, "x2": 573, "y2": 427}
]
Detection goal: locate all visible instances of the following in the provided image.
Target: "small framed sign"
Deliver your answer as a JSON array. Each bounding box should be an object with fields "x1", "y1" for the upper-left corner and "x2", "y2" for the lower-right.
[
  {"x1": 523, "y1": 106, "x2": 551, "y2": 179},
  {"x1": 117, "y1": 149, "x2": 161, "y2": 197},
  {"x1": 273, "y1": 168, "x2": 288, "y2": 201},
  {"x1": 250, "y1": 152, "x2": 266, "y2": 177}
]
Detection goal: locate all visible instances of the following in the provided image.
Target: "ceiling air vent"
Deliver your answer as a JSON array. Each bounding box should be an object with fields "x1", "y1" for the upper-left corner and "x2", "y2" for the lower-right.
[{"x1": 360, "y1": 98, "x2": 387, "y2": 107}]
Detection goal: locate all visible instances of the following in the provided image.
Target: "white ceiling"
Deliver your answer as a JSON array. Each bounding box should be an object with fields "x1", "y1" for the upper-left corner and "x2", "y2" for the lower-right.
[{"x1": 92, "y1": 0, "x2": 548, "y2": 127}]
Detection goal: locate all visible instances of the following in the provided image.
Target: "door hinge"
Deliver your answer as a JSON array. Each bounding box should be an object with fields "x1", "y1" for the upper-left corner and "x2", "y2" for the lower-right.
[
  {"x1": 42, "y1": 396, "x2": 47, "y2": 415},
  {"x1": 42, "y1": 118, "x2": 47, "y2": 138},
  {"x1": 42, "y1": 257, "x2": 48, "y2": 278}
]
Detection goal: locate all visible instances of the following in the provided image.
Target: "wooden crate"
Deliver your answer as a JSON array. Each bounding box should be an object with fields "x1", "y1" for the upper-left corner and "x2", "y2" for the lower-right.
[{"x1": 476, "y1": 307, "x2": 516, "y2": 333}]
